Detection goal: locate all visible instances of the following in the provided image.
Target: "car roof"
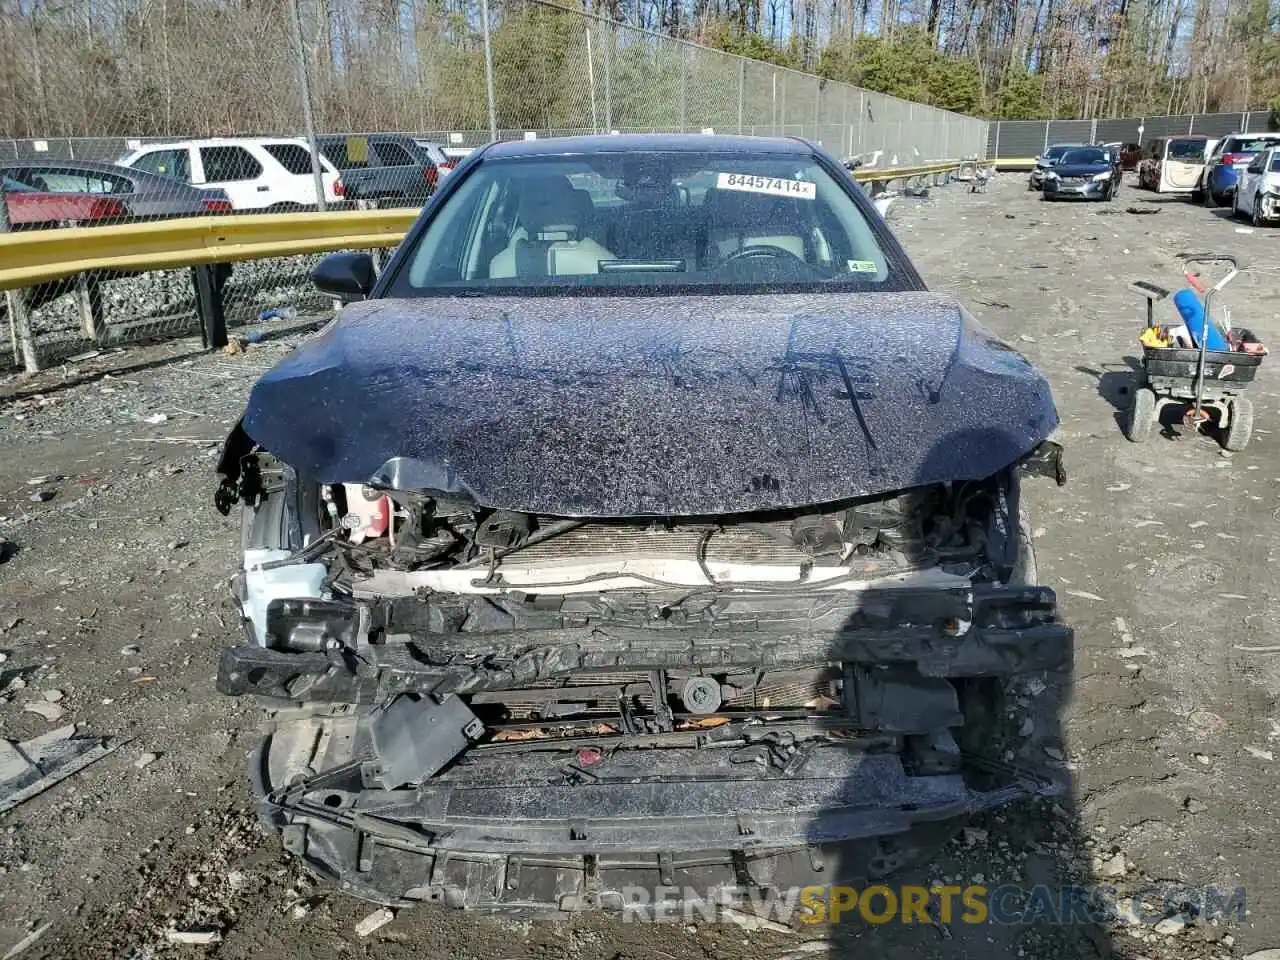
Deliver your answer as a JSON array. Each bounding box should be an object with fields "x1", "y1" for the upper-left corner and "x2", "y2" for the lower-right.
[
  {"x1": 479, "y1": 133, "x2": 815, "y2": 159},
  {"x1": 3, "y1": 157, "x2": 152, "y2": 177},
  {"x1": 130, "y1": 137, "x2": 308, "y2": 150}
]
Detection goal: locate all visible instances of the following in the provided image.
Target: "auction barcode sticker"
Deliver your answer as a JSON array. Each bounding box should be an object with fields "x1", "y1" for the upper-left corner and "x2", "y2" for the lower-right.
[{"x1": 715, "y1": 173, "x2": 817, "y2": 200}]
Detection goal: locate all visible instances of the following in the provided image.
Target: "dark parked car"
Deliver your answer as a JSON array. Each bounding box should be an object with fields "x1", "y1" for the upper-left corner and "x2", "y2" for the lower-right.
[
  {"x1": 0, "y1": 159, "x2": 232, "y2": 220},
  {"x1": 1105, "y1": 141, "x2": 1142, "y2": 171},
  {"x1": 317, "y1": 134, "x2": 439, "y2": 206},
  {"x1": 1041, "y1": 146, "x2": 1121, "y2": 201},
  {"x1": 213, "y1": 134, "x2": 1070, "y2": 912},
  {"x1": 1028, "y1": 143, "x2": 1085, "y2": 189}
]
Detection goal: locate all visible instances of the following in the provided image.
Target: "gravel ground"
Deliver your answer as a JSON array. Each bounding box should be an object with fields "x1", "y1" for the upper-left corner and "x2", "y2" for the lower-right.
[{"x1": 1, "y1": 172, "x2": 1279, "y2": 960}]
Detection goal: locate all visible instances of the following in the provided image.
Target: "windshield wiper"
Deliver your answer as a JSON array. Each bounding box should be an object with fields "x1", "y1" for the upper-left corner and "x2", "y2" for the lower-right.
[{"x1": 597, "y1": 259, "x2": 687, "y2": 274}]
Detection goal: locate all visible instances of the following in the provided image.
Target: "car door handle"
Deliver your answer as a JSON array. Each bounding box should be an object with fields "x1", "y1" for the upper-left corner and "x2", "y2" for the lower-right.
[{"x1": 257, "y1": 185, "x2": 269, "y2": 192}]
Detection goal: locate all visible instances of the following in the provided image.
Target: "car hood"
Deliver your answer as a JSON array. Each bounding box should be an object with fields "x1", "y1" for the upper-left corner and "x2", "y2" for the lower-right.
[
  {"x1": 1051, "y1": 163, "x2": 1112, "y2": 177},
  {"x1": 239, "y1": 293, "x2": 1059, "y2": 517}
]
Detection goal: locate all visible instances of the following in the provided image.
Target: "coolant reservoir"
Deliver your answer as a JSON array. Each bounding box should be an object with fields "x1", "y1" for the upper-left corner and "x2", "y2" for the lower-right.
[
  {"x1": 342, "y1": 484, "x2": 390, "y2": 543},
  {"x1": 242, "y1": 549, "x2": 327, "y2": 646}
]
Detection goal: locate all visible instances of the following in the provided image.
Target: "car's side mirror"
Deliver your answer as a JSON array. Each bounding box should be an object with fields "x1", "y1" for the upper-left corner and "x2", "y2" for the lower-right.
[{"x1": 313, "y1": 252, "x2": 376, "y2": 302}]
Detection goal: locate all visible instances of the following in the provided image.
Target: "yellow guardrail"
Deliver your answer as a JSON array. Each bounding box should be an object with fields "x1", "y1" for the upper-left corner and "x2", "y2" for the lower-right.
[
  {"x1": 0, "y1": 160, "x2": 969, "y2": 293},
  {"x1": 0, "y1": 208, "x2": 418, "y2": 292},
  {"x1": 851, "y1": 161, "x2": 966, "y2": 181},
  {"x1": 993, "y1": 157, "x2": 1037, "y2": 171}
]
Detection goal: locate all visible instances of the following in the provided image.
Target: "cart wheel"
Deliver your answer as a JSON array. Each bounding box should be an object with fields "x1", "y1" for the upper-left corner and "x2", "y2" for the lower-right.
[
  {"x1": 1124, "y1": 387, "x2": 1157, "y2": 442},
  {"x1": 1223, "y1": 397, "x2": 1254, "y2": 451}
]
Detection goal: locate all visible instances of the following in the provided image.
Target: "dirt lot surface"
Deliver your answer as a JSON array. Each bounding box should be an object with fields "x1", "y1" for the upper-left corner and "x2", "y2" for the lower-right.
[{"x1": 1, "y1": 174, "x2": 1278, "y2": 960}]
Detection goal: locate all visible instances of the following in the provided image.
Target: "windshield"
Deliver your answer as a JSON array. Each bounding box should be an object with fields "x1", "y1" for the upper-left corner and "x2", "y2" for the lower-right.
[
  {"x1": 1059, "y1": 148, "x2": 1108, "y2": 165},
  {"x1": 1223, "y1": 137, "x2": 1280, "y2": 155},
  {"x1": 395, "y1": 150, "x2": 894, "y2": 295},
  {"x1": 1166, "y1": 139, "x2": 1206, "y2": 161},
  {"x1": 1044, "y1": 145, "x2": 1074, "y2": 162}
]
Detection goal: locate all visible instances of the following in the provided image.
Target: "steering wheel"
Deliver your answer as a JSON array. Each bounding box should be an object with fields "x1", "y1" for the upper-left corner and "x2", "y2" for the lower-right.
[{"x1": 721, "y1": 243, "x2": 807, "y2": 266}]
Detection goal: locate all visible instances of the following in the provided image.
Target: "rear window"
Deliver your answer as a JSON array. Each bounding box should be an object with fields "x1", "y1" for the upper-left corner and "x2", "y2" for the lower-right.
[
  {"x1": 320, "y1": 137, "x2": 374, "y2": 169},
  {"x1": 263, "y1": 143, "x2": 314, "y2": 176},
  {"x1": 1223, "y1": 137, "x2": 1280, "y2": 155},
  {"x1": 7, "y1": 169, "x2": 124, "y2": 193},
  {"x1": 374, "y1": 141, "x2": 417, "y2": 166}
]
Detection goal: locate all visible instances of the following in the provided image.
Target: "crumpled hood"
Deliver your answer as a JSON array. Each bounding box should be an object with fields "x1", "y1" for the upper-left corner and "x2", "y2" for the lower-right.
[{"x1": 240, "y1": 293, "x2": 1058, "y2": 517}]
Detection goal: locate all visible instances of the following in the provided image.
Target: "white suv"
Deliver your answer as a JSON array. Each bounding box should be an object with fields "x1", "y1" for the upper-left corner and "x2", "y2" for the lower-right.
[{"x1": 119, "y1": 138, "x2": 341, "y2": 211}]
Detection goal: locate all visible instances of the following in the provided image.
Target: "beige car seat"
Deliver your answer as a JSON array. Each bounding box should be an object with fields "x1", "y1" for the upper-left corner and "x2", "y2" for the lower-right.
[
  {"x1": 490, "y1": 176, "x2": 614, "y2": 278},
  {"x1": 703, "y1": 188, "x2": 811, "y2": 262}
]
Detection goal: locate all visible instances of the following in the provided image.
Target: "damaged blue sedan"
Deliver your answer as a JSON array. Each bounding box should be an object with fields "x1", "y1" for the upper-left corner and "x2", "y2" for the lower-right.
[{"x1": 214, "y1": 135, "x2": 1071, "y2": 913}]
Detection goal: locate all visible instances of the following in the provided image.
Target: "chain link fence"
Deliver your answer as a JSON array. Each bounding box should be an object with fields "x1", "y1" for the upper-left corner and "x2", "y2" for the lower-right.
[
  {"x1": 987, "y1": 110, "x2": 1280, "y2": 159},
  {"x1": 0, "y1": 0, "x2": 988, "y2": 372}
]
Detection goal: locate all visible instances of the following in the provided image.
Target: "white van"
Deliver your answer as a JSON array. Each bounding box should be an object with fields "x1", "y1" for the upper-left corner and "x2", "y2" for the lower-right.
[{"x1": 119, "y1": 138, "x2": 341, "y2": 211}]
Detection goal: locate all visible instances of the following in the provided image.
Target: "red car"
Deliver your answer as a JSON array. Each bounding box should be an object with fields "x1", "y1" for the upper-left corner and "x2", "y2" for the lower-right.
[{"x1": 2, "y1": 175, "x2": 127, "y2": 228}]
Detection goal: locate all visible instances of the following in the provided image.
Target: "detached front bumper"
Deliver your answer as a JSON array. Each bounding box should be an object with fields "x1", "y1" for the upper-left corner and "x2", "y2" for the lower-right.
[
  {"x1": 1257, "y1": 192, "x2": 1280, "y2": 222},
  {"x1": 1042, "y1": 179, "x2": 1110, "y2": 200},
  {"x1": 222, "y1": 581, "x2": 1070, "y2": 910},
  {"x1": 249, "y1": 735, "x2": 1054, "y2": 912}
]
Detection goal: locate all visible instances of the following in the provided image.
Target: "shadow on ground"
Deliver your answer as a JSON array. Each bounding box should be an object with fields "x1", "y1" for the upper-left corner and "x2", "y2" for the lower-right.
[{"x1": 792, "y1": 427, "x2": 1105, "y2": 960}]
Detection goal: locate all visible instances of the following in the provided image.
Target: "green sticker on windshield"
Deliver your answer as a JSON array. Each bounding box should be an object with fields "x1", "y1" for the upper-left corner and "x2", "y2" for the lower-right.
[{"x1": 847, "y1": 259, "x2": 879, "y2": 273}]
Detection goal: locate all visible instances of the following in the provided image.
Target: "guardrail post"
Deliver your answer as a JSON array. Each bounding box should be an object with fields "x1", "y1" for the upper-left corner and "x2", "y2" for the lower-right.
[
  {"x1": 76, "y1": 273, "x2": 105, "y2": 342},
  {"x1": 194, "y1": 264, "x2": 228, "y2": 350},
  {"x1": 356, "y1": 200, "x2": 389, "y2": 271},
  {"x1": 6, "y1": 288, "x2": 39, "y2": 373}
]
